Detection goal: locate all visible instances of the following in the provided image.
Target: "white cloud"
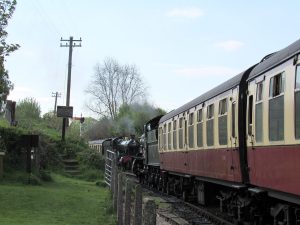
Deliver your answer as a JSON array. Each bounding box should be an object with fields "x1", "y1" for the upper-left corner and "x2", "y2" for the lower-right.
[
  {"x1": 173, "y1": 66, "x2": 240, "y2": 77},
  {"x1": 166, "y1": 7, "x2": 203, "y2": 19},
  {"x1": 214, "y1": 40, "x2": 244, "y2": 51}
]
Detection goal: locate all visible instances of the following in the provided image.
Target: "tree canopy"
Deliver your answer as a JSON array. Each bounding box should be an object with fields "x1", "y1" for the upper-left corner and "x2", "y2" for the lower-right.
[
  {"x1": 16, "y1": 97, "x2": 41, "y2": 128},
  {"x1": 84, "y1": 102, "x2": 165, "y2": 140},
  {"x1": 0, "y1": 0, "x2": 19, "y2": 110},
  {"x1": 114, "y1": 102, "x2": 165, "y2": 136},
  {"x1": 86, "y1": 57, "x2": 146, "y2": 120}
]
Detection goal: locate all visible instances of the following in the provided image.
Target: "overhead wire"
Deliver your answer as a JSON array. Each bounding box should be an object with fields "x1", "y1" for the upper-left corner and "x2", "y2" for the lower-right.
[
  {"x1": 30, "y1": 0, "x2": 62, "y2": 36},
  {"x1": 31, "y1": 0, "x2": 75, "y2": 106}
]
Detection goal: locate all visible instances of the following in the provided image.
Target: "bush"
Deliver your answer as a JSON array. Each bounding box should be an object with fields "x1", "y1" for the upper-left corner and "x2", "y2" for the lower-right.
[
  {"x1": 39, "y1": 170, "x2": 52, "y2": 182},
  {"x1": 78, "y1": 167, "x2": 103, "y2": 182},
  {"x1": 28, "y1": 174, "x2": 42, "y2": 185},
  {"x1": 78, "y1": 149, "x2": 105, "y2": 170},
  {"x1": 0, "y1": 126, "x2": 25, "y2": 170},
  {"x1": 13, "y1": 173, "x2": 41, "y2": 185}
]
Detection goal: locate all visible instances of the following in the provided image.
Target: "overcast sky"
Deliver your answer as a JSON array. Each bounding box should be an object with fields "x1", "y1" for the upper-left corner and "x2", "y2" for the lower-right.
[{"x1": 5, "y1": 0, "x2": 300, "y2": 118}]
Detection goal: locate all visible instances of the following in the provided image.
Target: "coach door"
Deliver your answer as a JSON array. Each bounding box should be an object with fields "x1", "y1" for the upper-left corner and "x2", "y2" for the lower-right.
[
  {"x1": 183, "y1": 112, "x2": 190, "y2": 173},
  {"x1": 229, "y1": 89, "x2": 241, "y2": 181},
  {"x1": 246, "y1": 77, "x2": 263, "y2": 185}
]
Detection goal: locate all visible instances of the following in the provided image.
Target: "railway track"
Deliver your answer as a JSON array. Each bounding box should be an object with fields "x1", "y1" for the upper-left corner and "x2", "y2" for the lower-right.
[
  {"x1": 149, "y1": 190, "x2": 234, "y2": 225},
  {"x1": 124, "y1": 172, "x2": 234, "y2": 225}
]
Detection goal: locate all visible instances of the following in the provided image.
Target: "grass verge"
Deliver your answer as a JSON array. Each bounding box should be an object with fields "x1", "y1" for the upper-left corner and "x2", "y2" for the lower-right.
[{"x1": 0, "y1": 174, "x2": 116, "y2": 225}]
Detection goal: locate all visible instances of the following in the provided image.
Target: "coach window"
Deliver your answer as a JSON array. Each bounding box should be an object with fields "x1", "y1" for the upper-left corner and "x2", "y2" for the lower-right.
[
  {"x1": 159, "y1": 127, "x2": 163, "y2": 150},
  {"x1": 188, "y1": 113, "x2": 194, "y2": 148},
  {"x1": 179, "y1": 117, "x2": 184, "y2": 149},
  {"x1": 218, "y1": 98, "x2": 228, "y2": 145},
  {"x1": 255, "y1": 81, "x2": 264, "y2": 142},
  {"x1": 269, "y1": 72, "x2": 285, "y2": 141},
  {"x1": 168, "y1": 122, "x2": 172, "y2": 150},
  {"x1": 197, "y1": 109, "x2": 203, "y2": 147},
  {"x1": 163, "y1": 124, "x2": 167, "y2": 150},
  {"x1": 248, "y1": 95, "x2": 253, "y2": 136},
  {"x1": 173, "y1": 120, "x2": 177, "y2": 149},
  {"x1": 206, "y1": 104, "x2": 214, "y2": 146},
  {"x1": 231, "y1": 102, "x2": 236, "y2": 138},
  {"x1": 295, "y1": 65, "x2": 300, "y2": 139}
]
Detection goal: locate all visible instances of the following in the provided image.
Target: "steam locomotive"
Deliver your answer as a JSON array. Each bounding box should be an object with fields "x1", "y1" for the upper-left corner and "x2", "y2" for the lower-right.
[
  {"x1": 136, "y1": 39, "x2": 300, "y2": 225},
  {"x1": 102, "y1": 136, "x2": 141, "y2": 171}
]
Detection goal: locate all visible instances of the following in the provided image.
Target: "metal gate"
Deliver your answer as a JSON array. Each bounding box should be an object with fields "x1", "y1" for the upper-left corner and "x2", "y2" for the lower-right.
[{"x1": 105, "y1": 149, "x2": 116, "y2": 188}]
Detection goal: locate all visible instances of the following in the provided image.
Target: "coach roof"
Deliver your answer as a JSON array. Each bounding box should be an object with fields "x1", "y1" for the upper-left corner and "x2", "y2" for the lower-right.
[
  {"x1": 248, "y1": 38, "x2": 300, "y2": 81},
  {"x1": 159, "y1": 71, "x2": 246, "y2": 124}
]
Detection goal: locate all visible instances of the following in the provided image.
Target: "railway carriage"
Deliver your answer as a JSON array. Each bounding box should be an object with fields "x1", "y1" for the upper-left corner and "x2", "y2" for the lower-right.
[
  {"x1": 246, "y1": 40, "x2": 300, "y2": 203},
  {"x1": 158, "y1": 71, "x2": 250, "y2": 183},
  {"x1": 139, "y1": 39, "x2": 300, "y2": 224},
  {"x1": 88, "y1": 139, "x2": 105, "y2": 154}
]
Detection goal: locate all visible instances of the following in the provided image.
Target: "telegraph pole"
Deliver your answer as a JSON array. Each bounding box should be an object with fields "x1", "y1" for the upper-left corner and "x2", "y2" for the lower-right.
[
  {"x1": 60, "y1": 36, "x2": 82, "y2": 141},
  {"x1": 51, "y1": 92, "x2": 61, "y2": 114}
]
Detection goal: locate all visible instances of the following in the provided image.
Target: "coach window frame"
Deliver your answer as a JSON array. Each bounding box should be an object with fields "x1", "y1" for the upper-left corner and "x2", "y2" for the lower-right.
[
  {"x1": 295, "y1": 65, "x2": 300, "y2": 139},
  {"x1": 163, "y1": 123, "x2": 167, "y2": 150},
  {"x1": 173, "y1": 119, "x2": 177, "y2": 150},
  {"x1": 255, "y1": 80, "x2": 264, "y2": 143},
  {"x1": 188, "y1": 112, "x2": 194, "y2": 148},
  {"x1": 231, "y1": 101, "x2": 236, "y2": 139},
  {"x1": 178, "y1": 116, "x2": 184, "y2": 149},
  {"x1": 268, "y1": 72, "x2": 285, "y2": 142},
  {"x1": 248, "y1": 95, "x2": 254, "y2": 136},
  {"x1": 159, "y1": 127, "x2": 163, "y2": 151},
  {"x1": 168, "y1": 122, "x2": 172, "y2": 150},
  {"x1": 218, "y1": 98, "x2": 228, "y2": 145},
  {"x1": 196, "y1": 108, "x2": 203, "y2": 147},
  {"x1": 206, "y1": 103, "x2": 214, "y2": 147}
]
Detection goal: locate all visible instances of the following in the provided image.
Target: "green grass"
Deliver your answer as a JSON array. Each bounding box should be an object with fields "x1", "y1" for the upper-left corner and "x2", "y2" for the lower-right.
[{"x1": 0, "y1": 174, "x2": 116, "y2": 225}]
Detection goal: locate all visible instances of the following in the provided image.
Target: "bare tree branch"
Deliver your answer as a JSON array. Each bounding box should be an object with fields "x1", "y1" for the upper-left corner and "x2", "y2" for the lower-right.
[{"x1": 85, "y1": 57, "x2": 147, "y2": 119}]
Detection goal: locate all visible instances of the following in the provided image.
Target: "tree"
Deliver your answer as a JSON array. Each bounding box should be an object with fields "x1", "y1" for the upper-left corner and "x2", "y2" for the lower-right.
[
  {"x1": 84, "y1": 102, "x2": 165, "y2": 140},
  {"x1": 114, "y1": 102, "x2": 165, "y2": 136},
  {"x1": 0, "y1": 0, "x2": 19, "y2": 110},
  {"x1": 16, "y1": 97, "x2": 41, "y2": 127},
  {"x1": 84, "y1": 117, "x2": 113, "y2": 140},
  {"x1": 43, "y1": 111, "x2": 62, "y2": 131},
  {"x1": 86, "y1": 57, "x2": 146, "y2": 120},
  {"x1": 67, "y1": 117, "x2": 98, "y2": 139}
]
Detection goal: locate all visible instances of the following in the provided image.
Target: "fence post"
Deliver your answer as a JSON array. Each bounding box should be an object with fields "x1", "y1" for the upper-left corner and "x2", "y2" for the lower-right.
[
  {"x1": 143, "y1": 199, "x2": 156, "y2": 225},
  {"x1": 133, "y1": 184, "x2": 142, "y2": 225},
  {"x1": 124, "y1": 179, "x2": 132, "y2": 225},
  {"x1": 117, "y1": 173, "x2": 124, "y2": 225},
  {"x1": 113, "y1": 165, "x2": 118, "y2": 212}
]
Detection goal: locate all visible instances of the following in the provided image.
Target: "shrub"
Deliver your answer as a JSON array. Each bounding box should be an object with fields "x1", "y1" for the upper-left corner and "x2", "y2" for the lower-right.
[
  {"x1": 28, "y1": 174, "x2": 42, "y2": 185},
  {"x1": 78, "y1": 149, "x2": 105, "y2": 170},
  {"x1": 38, "y1": 170, "x2": 52, "y2": 182},
  {"x1": 78, "y1": 167, "x2": 103, "y2": 182}
]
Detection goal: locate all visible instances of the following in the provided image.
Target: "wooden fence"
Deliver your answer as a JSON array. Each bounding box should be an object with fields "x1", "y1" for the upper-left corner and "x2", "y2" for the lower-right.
[{"x1": 104, "y1": 154, "x2": 157, "y2": 225}]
